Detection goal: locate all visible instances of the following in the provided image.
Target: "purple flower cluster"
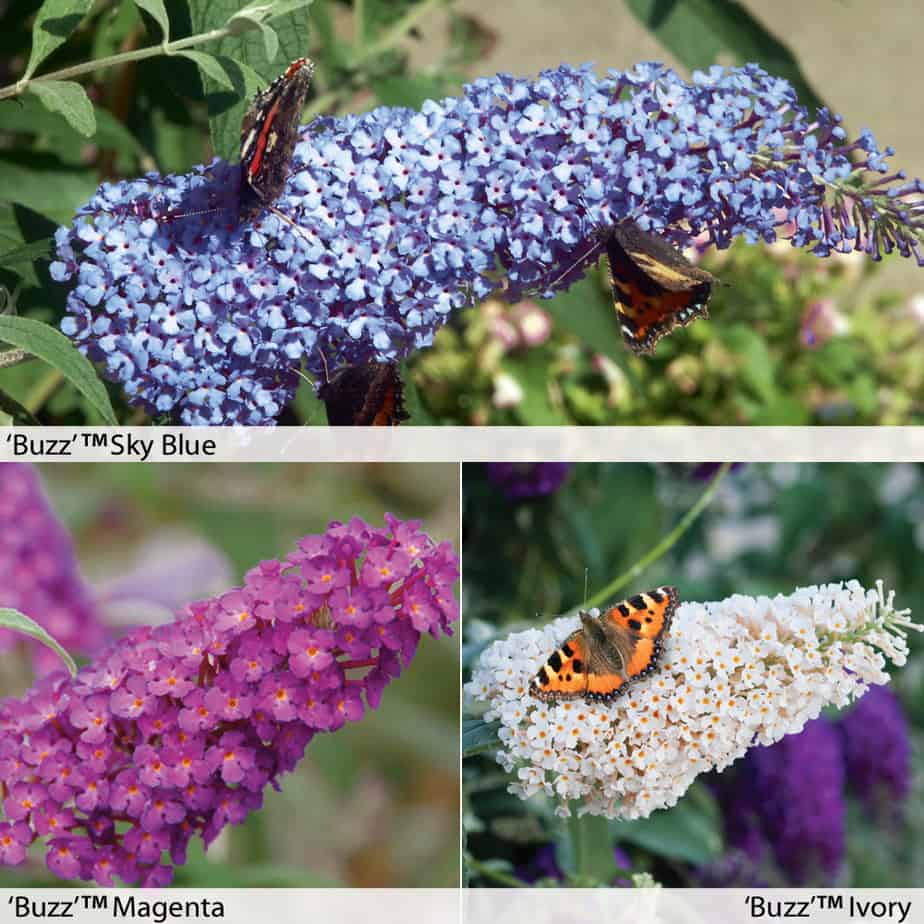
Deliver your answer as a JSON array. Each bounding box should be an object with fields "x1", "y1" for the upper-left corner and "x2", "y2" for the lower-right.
[
  {"x1": 0, "y1": 464, "x2": 103, "y2": 675},
  {"x1": 0, "y1": 515, "x2": 458, "y2": 884},
  {"x1": 704, "y1": 683, "x2": 913, "y2": 886},
  {"x1": 711, "y1": 718, "x2": 845, "y2": 885},
  {"x1": 485, "y1": 462, "x2": 572, "y2": 500},
  {"x1": 51, "y1": 62, "x2": 924, "y2": 425},
  {"x1": 839, "y1": 684, "x2": 910, "y2": 817}
]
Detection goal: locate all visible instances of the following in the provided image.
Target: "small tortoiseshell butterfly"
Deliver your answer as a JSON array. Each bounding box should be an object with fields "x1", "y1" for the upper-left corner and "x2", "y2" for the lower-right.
[
  {"x1": 606, "y1": 222, "x2": 716, "y2": 355},
  {"x1": 319, "y1": 362, "x2": 409, "y2": 426},
  {"x1": 529, "y1": 586, "x2": 677, "y2": 703}
]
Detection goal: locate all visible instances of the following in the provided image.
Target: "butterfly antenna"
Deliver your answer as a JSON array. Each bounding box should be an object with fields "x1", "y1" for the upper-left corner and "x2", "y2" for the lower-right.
[
  {"x1": 545, "y1": 236, "x2": 606, "y2": 293},
  {"x1": 317, "y1": 345, "x2": 331, "y2": 387},
  {"x1": 266, "y1": 204, "x2": 316, "y2": 249},
  {"x1": 542, "y1": 189, "x2": 615, "y2": 293}
]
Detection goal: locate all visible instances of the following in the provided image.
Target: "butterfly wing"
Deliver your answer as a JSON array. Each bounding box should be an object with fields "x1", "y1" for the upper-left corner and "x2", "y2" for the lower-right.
[
  {"x1": 530, "y1": 586, "x2": 677, "y2": 704},
  {"x1": 239, "y1": 58, "x2": 315, "y2": 221},
  {"x1": 607, "y1": 222, "x2": 715, "y2": 355},
  {"x1": 530, "y1": 631, "x2": 599, "y2": 700},
  {"x1": 319, "y1": 363, "x2": 408, "y2": 426},
  {"x1": 596, "y1": 586, "x2": 677, "y2": 683}
]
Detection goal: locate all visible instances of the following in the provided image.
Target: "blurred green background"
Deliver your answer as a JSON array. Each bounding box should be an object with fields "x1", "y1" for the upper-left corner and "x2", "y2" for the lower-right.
[
  {"x1": 1, "y1": 1, "x2": 922, "y2": 424},
  {"x1": 462, "y1": 463, "x2": 924, "y2": 886},
  {"x1": 0, "y1": 463, "x2": 460, "y2": 887}
]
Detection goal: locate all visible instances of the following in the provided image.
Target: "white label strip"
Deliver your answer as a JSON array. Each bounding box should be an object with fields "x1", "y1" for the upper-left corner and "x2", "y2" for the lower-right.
[
  {"x1": 464, "y1": 888, "x2": 919, "y2": 924},
  {"x1": 2, "y1": 426, "x2": 924, "y2": 463},
  {"x1": 0, "y1": 888, "x2": 460, "y2": 924}
]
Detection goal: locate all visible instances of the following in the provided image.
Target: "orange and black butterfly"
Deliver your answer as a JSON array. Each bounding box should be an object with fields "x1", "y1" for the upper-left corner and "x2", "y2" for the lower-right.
[
  {"x1": 319, "y1": 362, "x2": 409, "y2": 426},
  {"x1": 605, "y1": 223, "x2": 716, "y2": 355},
  {"x1": 529, "y1": 586, "x2": 677, "y2": 703}
]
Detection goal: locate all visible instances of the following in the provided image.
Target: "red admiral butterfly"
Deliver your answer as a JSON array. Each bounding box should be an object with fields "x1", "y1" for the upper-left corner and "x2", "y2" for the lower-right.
[
  {"x1": 319, "y1": 363, "x2": 409, "y2": 426},
  {"x1": 239, "y1": 57, "x2": 315, "y2": 223}
]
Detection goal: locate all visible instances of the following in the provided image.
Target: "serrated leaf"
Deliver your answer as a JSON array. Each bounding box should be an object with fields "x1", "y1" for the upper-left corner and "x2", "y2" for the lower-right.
[
  {"x1": 176, "y1": 51, "x2": 235, "y2": 90},
  {"x1": 28, "y1": 80, "x2": 96, "y2": 137},
  {"x1": 230, "y1": 0, "x2": 314, "y2": 25},
  {"x1": 132, "y1": 0, "x2": 170, "y2": 42},
  {"x1": 189, "y1": 0, "x2": 312, "y2": 161},
  {"x1": 0, "y1": 607, "x2": 77, "y2": 678},
  {"x1": 0, "y1": 316, "x2": 117, "y2": 424},
  {"x1": 24, "y1": 0, "x2": 95, "y2": 80},
  {"x1": 462, "y1": 718, "x2": 501, "y2": 757},
  {"x1": 624, "y1": 0, "x2": 826, "y2": 114},
  {"x1": 0, "y1": 388, "x2": 41, "y2": 425},
  {"x1": 229, "y1": 13, "x2": 279, "y2": 62}
]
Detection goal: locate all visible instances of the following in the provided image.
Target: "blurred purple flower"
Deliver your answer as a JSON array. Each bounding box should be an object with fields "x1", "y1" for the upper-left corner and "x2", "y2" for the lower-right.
[
  {"x1": 800, "y1": 298, "x2": 848, "y2": 348},
  {"x1": 0, "y1": 463, "x2": 104, "y2": 674},
  {"x1": 485, "y1": 463, "x2": 573, "y2": 500},
  {"x1": 840, "y1": 684, "x2": 910, "y2": 819},
  {"x1": 720, "y1": 717, "x2": 845, "y2": 885},
  {"x1": 0, "y1": 514, "x2": 458, "y2": 885}
]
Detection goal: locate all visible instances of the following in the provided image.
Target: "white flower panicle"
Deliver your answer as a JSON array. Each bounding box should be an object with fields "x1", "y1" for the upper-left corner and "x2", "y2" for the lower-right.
[{"x1": 464, "y1": 581, "x2": 920, "y2": 820}]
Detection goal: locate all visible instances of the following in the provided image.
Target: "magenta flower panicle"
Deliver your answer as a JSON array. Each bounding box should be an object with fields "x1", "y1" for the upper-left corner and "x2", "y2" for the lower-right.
[
  {"x1": 0, "y1": 514, "x2": 459, "y2": 885},
  {"x1": 51, "y1": 62, "x2": 924, "y2": 425}
]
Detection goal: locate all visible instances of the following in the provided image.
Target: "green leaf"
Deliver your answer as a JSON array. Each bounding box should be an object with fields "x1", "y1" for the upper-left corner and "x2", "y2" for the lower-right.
[
  {"x1": 0, "y1": 316, "x2": 118, "y2": 424},
  {"x1": 24, "y1": 0, "x2": 95, "y2": 80},
  {"x1": 0, "y1": 158, "x2": 97, "y2": 225},
  {"x1": 613, "y1": 784, "x2": 724, "y2": 864},
  {"x1": 1, "y1": 237, "x2": 54, "y2": 269},
  {"x1": 557, "y1": 813, "x2": 618, "y2": 884},
  {"x1": 624, "y1": 0, "x2": 826, "y2": 114},
  {"x1": 0, "y1": 388, "x2": 41, "y2": 425},
  {"x1": 132, "y1": 0, "x2": 170, "y2": 42},
  {"x1": 506, "y1": 351, "x2": 569, "y2": 425},
  {"x1": 188, "y1": 0, "x2": 313, "y2": 161},
  {"x1": 721, "y1": 324, "x2": 776, "y2": 404},
  {"x1": 462, "y1": 718, "x2": 501, "y2": 757},
  {"x1": 0, "y1": 607, "x2": 77, "y2": 678},
  {"x1": 229, "y1": 12, "x2": 279, "y2": 63},
  {"x1": 544, "y1": 272, "x2": 624, "y2": 359},
  {"x1": 400, "y1": 361, "x2": 437, "y2": 425},
  {"x1": 0, "y1": 96, "x2": 149, "y2": 165},
  {"x1": 27, "y1": 80, "x2": 96, "y2": 138},
  {"x1": 176, "y1": 51, "x2": 235, "y2": 90}
]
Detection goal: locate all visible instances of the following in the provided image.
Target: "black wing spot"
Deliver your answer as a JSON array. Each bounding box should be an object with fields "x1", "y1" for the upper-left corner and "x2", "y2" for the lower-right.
[
  {"x1": 572, "y1": 659, "x2": 584, "y2": 674},
  {"x1": 617, "y1": 604, "x2": 630, "y2": 618},
  {"x1": 561, "y1": 643, "x2": 574, "y2": 657},
  {"x1": 548, "y1": 651, "x2": 563, "y2": 672},
  {"x1": 628, "y1": 595, "x2": 646, "y2": 609},
  {"x1": 628, "y1": 618, "x2": 642, "y2": 631}
]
